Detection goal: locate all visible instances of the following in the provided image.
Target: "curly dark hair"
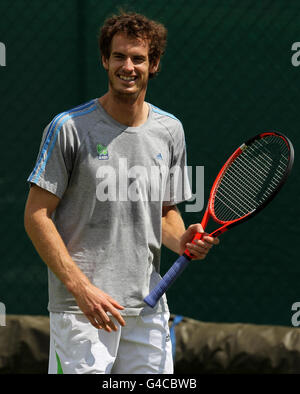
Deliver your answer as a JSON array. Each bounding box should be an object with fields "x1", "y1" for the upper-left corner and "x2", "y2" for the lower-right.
[{"x1": 99, "y1": 11, "x2": 167, "y2": 79}]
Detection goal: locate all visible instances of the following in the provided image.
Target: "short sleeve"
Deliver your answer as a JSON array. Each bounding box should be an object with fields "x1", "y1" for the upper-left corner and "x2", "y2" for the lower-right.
[
  {"x1": 27, "y1": 118, "x2": 76, "y2": 199},
  {"x1": 163, "y1": 122, "x2": 192, "y2": 206}
]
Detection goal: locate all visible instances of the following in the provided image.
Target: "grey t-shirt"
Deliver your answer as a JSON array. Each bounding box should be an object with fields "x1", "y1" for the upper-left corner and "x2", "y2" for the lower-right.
[{"x1": 28, "y1": 98, "x2": 192, "y2": 315}]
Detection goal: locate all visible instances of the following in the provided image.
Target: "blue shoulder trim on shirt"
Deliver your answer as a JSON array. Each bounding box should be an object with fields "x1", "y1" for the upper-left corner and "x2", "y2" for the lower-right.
[
  {"x1": 28, "y1": 100, "x2": 97, "y2": 183},
  {"x1": 151, "y1": 104, "x2": 179, "y2": 121}
]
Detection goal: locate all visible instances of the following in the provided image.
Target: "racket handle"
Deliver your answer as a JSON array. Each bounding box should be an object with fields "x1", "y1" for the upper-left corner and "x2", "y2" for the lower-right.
[{"x1": 144, "y1": 254, "x2": 191, "y2": 308}]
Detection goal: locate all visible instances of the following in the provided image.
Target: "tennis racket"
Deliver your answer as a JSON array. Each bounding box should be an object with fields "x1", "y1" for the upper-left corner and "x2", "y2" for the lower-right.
[{"x1": 144, "y1": 131, "x2": 294, "y2": 308}]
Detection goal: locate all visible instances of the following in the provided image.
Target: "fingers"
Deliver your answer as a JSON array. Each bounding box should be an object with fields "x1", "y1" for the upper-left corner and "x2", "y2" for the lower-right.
[
  {"x1": 86, "y1": 310, "x2": 110, "y2": 331},
  {"x1": 84, "y1": 294, "x2": 126, "y2": 333},
  {"x1": 202, "y1": 234, "x2": 220, "y2": 246},
  {"x1": 86, "y1": 307, "x2": 124, "y2": 332},
  {"x1": 96, "y1": 308, "x2": 116, "y2": 332},
  {"x1": 186, "y1": 234, "x2": 219, "y2": 260},
  {"x1": 75, "y1": 284, "x2": 127, "y2": 332},
  {"x1": 187, "y1": 223, "x2": 204, "y2": 236},
  {"x1": 106, "y1": 296, "x2": 126, "y2": 327},
  {"x1": 108, "y1": 307, "x2": 126, "y2": 327},
  {"x1": 186, "y1": 224, "x2": 220, "y2": 246}
]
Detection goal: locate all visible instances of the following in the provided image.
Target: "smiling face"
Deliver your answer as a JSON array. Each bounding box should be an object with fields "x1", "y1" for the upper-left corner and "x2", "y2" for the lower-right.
[{"x1": 102, "y1": 33, "x2": 159, "y2": 101}]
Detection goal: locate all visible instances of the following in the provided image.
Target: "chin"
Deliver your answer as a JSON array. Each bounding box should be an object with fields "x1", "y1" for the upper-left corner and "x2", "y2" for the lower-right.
[
  {"x1": 111, "y1": 85, "x2": 144, "y2": 100},
  {"x1": 114, "y1": 88, "x2": 138, "y2": 97}
]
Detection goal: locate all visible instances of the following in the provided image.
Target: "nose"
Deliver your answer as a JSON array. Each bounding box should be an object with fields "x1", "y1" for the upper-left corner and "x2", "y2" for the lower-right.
[{"x1": 122, "y1": 57, "x2": 134, "y2": 72}]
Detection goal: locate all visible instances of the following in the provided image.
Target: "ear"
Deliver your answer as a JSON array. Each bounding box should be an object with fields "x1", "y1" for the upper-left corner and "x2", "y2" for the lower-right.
[
  {"x1": 102, "y1": 55, "x2": 109, "y2": 71},
  {"x1": 149, "y1": 59, "x2": 160, "y2": 75}
]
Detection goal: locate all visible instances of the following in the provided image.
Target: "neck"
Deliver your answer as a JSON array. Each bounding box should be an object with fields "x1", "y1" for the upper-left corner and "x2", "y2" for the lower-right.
[{"x1": 99, "y1": 91, "x2": 149, "y2": 127}]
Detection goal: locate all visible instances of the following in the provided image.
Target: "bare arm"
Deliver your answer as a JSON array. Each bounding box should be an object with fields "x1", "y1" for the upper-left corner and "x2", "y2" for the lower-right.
[
  {"x1": 161, "y1": 205, "x2": 186, "y2": 254},
  {"x1": 24, "y1": 185, "x2": 125, "y2": 331},
  {"x1": 161, "y1": 205, "x2": 219, "y2": 259}
]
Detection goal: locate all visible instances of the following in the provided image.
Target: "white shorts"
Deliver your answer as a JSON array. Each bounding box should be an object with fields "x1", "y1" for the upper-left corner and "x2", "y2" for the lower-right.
[{"x1": 48, "y1": 312, "x2": 173, "y2": 374}]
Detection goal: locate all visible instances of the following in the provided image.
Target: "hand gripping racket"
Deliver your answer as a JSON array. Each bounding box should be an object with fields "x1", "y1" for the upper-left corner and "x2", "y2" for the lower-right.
[{"x1": 144, "y1": 131, "x2": 294, "y2": 308}]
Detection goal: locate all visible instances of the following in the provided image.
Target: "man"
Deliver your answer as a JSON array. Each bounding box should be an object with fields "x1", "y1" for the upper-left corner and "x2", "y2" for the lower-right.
[{"x1": 24, "y1": 12, "x2": 219, "y2": 374}]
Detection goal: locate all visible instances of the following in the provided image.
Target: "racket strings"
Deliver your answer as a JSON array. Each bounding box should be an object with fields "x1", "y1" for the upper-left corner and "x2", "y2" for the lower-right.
[
  {"x1": 216, "y1": 157, "x2": 284, "y2": 221},
  {"x1": 213, "y1": 135, "x2": 290, "y2": 222}
]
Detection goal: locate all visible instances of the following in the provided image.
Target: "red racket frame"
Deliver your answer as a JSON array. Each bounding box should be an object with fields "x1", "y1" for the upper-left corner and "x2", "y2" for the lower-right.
[{"x1": 184, "y1": 131, "x2": 293, "y2": 259}]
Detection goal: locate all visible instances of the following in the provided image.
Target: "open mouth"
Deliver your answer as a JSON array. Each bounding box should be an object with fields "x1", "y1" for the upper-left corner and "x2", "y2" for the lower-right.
[{"x1": 118, "y1": 74, "x2": 138, "y2": 83}]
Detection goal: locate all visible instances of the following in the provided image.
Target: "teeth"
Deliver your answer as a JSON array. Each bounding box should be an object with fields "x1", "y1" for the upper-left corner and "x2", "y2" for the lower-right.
[{"x1": 119, "y1": 75, "x2": 136, "y2": 81}]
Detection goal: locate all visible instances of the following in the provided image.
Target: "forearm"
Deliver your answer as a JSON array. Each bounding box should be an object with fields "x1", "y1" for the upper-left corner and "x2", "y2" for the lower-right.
[
  {"x1": 161, "y1": 205, "x2": 186, "y2": 254},
  {"x1": 24, "y1": 212, "x2": 90, "y2": 295}
]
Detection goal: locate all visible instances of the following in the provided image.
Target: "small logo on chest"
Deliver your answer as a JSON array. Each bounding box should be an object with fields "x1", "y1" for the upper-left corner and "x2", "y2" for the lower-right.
[{"x1": 97, "y1": 144, "x2": 109, "y2": 160}]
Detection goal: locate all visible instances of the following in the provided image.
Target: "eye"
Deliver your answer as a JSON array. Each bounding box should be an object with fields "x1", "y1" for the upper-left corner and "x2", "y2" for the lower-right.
[
  {"x1": 113, "y1": 53, "x2": 125, "y2": 60},
  {"x1": 133, "y1": 56, "x2": 145, "y2": 64}
]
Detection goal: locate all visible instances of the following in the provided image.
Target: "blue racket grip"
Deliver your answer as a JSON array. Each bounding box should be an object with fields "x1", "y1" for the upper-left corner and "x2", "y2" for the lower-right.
[{"x1": 144, "y1": 254, "x2": 191, "y2": 308}]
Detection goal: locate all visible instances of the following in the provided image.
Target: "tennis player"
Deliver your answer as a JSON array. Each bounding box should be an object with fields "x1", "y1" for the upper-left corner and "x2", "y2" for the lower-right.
[{"x1": 24, "y1": 11, "x2": 219, "y2": 374}]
